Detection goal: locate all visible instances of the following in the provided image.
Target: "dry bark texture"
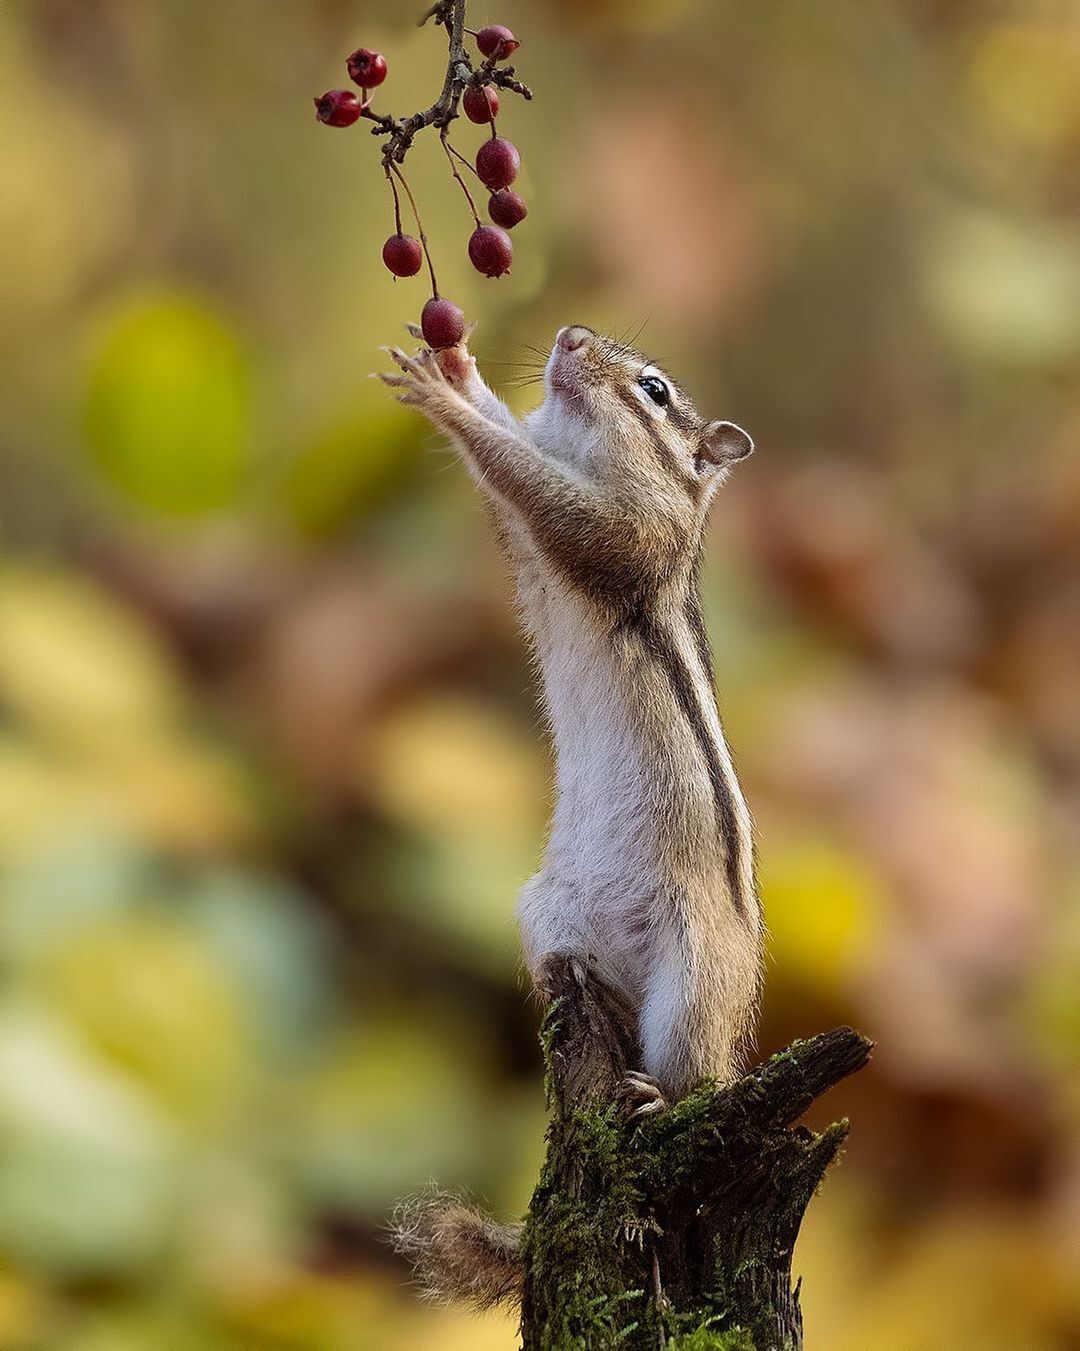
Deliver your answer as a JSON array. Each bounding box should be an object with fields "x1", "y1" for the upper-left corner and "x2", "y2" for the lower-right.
[{"x1": 519, "y1": 955, "x2": 872, "y2": 1350}]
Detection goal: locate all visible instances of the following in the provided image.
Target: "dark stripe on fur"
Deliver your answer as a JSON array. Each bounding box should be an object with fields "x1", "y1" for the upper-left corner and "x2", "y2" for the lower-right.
[
  {"x1": 621, "y1": 603, "x2": 747, "y2": 918},
  {"x1": 667, "y1": 401, "x2": 700, "y2": 438},
  {"x1": 613, "y1": 386, "x2": 696, "y2": 495},
  {"x1": 685, "y1": 551, "x2": 716, "y2": 692}
]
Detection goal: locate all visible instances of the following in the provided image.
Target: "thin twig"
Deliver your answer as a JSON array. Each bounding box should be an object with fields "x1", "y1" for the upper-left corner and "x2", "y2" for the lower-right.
[
  {"x1": 389, "y1": 163, "x2": 439, "y2": 296},
  {"x1": 441, "y1": 127, "x2": 482, "y2": 226},
  {"x1": 386, "y1": 167, "x2": 404, "y2": 237},
  {"x1": 446, "y1": 139, "x2": 482, "y2": 181},
  {"x1": 364, "y1": 0, "x2": 532, "y2": 168}
]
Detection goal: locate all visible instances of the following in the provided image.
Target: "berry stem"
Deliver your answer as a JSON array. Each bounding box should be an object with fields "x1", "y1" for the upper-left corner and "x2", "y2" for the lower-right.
[
  {"x1": 388, "y1": 162, "x2": 439, "y2": 297},
  {"x1": 386, "y1": 166, "x2": 405, "y2": 237},
  {"x1": 441, "y1": 128, "x2": 482, "y2": 227},
  {"x1": 446, "y1": 138, "x2": 483, "y2": 181}
]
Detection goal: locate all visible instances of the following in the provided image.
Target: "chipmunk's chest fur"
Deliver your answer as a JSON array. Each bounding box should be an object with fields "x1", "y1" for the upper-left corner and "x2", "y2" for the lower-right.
[{"x1": 506, "y1": 523, "x2": 748, "y2": 998}]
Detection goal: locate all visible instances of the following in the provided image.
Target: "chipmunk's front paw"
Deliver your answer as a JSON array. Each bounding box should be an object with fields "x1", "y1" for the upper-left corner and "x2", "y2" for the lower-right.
[
  {"x1": 434, "y1": 344, "x2": 476, "y2": 390},
  {"x1": 376, "y1": 345, "x2": 464, "y2": 418},
  {"x1": 403, "y1": 322, "x2": 478, "y2": 393}
]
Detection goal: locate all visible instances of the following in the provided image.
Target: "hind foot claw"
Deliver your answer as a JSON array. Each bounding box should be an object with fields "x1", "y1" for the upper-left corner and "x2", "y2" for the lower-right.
[{"x1": 618, "y1": 1072, "x2": 667, "y2": 1119}]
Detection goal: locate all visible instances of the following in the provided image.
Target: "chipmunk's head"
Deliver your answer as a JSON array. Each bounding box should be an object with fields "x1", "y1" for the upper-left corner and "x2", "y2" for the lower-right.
[{"x1": 530, "y1": 325, "x2": 753, "y2": 510}]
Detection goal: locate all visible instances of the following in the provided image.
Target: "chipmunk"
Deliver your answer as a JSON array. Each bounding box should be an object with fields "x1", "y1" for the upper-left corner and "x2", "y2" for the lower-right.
[{"x1": 379, "y1": 324, "x2": 763, "y2": 1108}]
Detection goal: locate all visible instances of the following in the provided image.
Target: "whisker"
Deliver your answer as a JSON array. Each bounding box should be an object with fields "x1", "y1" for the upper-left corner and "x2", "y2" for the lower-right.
[
  {"x1": 508, "y1": 336, "x2": 551, "y2": 361},
  {"x1": 605, "y1": 315, "x2": 652, "y2": 363},
  {"x1": 627, "y1": 315, "x2": 651, "y2": 348}
]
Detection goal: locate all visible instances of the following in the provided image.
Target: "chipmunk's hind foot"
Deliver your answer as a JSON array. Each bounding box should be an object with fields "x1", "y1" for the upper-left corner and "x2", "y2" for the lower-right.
[{"x1": 618, "y1": 1071, "x2": 668, "y2": 1119}]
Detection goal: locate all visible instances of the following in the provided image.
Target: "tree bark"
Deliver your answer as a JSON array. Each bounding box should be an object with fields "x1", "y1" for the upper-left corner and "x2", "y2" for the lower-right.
[{"x1": 520, "y1": 955, "x2": 872, "y2": 1350}]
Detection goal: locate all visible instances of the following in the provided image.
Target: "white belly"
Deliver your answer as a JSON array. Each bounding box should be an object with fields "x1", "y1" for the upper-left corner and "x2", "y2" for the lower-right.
[{"x1": 513, "y1": 560, "x2": 663, "y2": 995}]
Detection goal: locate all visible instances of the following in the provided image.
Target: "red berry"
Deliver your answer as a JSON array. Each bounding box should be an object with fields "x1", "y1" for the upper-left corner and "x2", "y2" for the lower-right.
[
  {"x1": 382, "y1": 234, "x2": 423, "y2": 278},
  {"x1": 469, "y1": 225, "x2": 513, "y2": 278},
  {"x1": 314, "y1": 90, "x2": 364, "y2": 127},
  {"x1": 421, "y1": 297, "x2": 466, "y2": 349},
  {"x1": 488, "y1": 189, "x2": 528, "y2": 229},
  {"x1": 346, "y1": 48, "x2": 387, "y2": 88},
  {"x1": 476, "y1": 25, "x2": 520, "y2": 60},
  {"x1": 463, "y1": 85, "x2": 499, "y2": 124},
  {"x1": 475, "y1": 136, "x2": 520, "y2": 191}
]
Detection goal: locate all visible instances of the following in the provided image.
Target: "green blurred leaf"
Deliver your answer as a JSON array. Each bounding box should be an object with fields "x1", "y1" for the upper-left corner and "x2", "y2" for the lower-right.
[
  {"x1": 185, "y1": 869, "x2": 339, "y2": 1061},
  {"x1": 38, "y1": 915, "x2": 254, "y2": 1126},
  {"x1": 291, "y1": 1020, "x2": 491, "y2": 1212},
  {"x1": 84, "y1": 294, "x2": 251, "y2": 515},
  {"x1": 0, "y1": 1000, "x2": 181, "y2": 1278},
  {"x1": 280, "y1": 408, "x2": 418, "y2": 538},
  {"x1": 923, "y1": 212, "x2": 1080, "y2": 365}
]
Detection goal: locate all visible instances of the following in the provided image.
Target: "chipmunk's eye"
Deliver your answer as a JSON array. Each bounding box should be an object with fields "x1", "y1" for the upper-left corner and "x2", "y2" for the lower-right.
[{"x1": 638, "y1": 375, "x2": 670, "y2": 407}]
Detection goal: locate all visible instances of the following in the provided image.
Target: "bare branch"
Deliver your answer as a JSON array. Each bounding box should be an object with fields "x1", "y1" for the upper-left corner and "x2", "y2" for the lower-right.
[{"x1": 362, "y1": 0, "x2": 532, "y2": 168}]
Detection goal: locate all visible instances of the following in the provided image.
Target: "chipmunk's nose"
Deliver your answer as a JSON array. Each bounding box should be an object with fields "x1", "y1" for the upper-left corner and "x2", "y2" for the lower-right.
[{"x1": 556, "y1": 325, "x2": 593, "y2": 353}]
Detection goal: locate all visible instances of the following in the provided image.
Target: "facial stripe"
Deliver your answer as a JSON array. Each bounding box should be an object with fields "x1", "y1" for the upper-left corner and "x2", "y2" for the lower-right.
[
  {"x1": 620, "y1": 604, "x2": 749, "y2": 919},
  {"x1": 667, "y1": 403, "x2": 699, "y2": 437},
  {"x1": 613, "y1": 385, "x2": 697, "y2": 497}
]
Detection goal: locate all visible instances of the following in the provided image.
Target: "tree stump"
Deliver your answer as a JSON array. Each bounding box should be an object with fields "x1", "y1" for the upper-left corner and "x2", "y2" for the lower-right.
[{"x1": 520, "y1": 955, "x2": 872, "y2": 1350}]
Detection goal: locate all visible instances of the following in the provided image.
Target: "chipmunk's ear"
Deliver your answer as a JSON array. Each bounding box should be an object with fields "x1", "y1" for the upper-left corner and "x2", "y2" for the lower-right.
[{"x1": 699, "y1": 420, "x2": 754, "y2": 469}]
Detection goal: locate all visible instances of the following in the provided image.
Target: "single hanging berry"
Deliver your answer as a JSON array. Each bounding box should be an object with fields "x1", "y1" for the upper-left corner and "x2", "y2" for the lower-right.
[
  {"x1": 314, "y1": 90, "x2": 364, "y2": 127},
  {"x1": 346, "y1": 48, "x2": 387, "y2": 88},
  {"x1": 421, "y1": 297, "x2": 466, "y2": 349},
  {"x1": 382, "y1": 234, "x2": 424, "y2": 277},
  {"x1": 468, "y1": 225, "x2": 513, "y2": 278},
  {"x1": 476, "y1": 136, "x2": 520, "y2": 191},
  {"x1": 463, "y1": 85, "x2": 499, "y2": 124},
  {"x1": 476, "y1": 25, "x2": 520, "y2": 60},
  {"x1": 488, "y1": 189, "x2": 527, "y2": 229}
]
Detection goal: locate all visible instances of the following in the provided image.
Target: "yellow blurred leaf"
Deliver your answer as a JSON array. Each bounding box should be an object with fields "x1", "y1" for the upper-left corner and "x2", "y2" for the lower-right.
[
  {"x1": 967, "y1": 22, "x2": 1080, "y2": 147},
  {"x1": 758, "y1": 831, "x2": 885, "y2": 994},
  {"x1": 366, "y1": 695, "x2": 545, "y2": 849},
  {"x1": 0, "y1": 566, "x2": 182, "y2": 744}
]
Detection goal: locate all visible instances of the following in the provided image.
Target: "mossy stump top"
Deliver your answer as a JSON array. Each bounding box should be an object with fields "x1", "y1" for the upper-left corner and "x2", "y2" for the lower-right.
[{"x1": 519, "y1": 956, "x2": 871, "y2": 1351}]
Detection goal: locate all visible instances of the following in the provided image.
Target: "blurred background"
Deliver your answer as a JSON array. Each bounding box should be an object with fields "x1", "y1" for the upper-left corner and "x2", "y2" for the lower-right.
[{"x1": 1, "y1": 0, "x2": 1078, "y2": 1347}]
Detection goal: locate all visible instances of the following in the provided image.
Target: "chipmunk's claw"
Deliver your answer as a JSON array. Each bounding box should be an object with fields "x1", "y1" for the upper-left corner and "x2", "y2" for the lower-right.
[
  {"x1": 618, "y1": 1072, "x2": 667, "y2": 1119},
  {"x1": 380, "y1": 345, "x2": 447, "y2": 381},
  {"x1": 375, "y1": 342, "x2": 461, "y2": 413}
]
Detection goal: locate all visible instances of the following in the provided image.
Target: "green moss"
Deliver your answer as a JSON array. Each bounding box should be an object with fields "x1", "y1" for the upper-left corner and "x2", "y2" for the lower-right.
[
  {"x1": 521, "y1": 1097, "x2": 655, "y2": 1349},
  {"x1": 667, "y1": 1328, "x2": 755, "y2": 1351}
]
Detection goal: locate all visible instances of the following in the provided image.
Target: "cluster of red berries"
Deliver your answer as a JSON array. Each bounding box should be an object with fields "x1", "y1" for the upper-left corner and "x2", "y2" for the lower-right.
[
  {"x1": 314, "y1": 18, "x2": 528, "y2": 349},
  {"x1": 313, "y1": 48, "x2": 388, "y2": 128}
]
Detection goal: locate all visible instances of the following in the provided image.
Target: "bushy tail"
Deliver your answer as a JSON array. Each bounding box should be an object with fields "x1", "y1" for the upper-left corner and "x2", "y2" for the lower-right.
[{"x1": 391, "y1": 1190, "x2": 523, "y2": 1311}]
